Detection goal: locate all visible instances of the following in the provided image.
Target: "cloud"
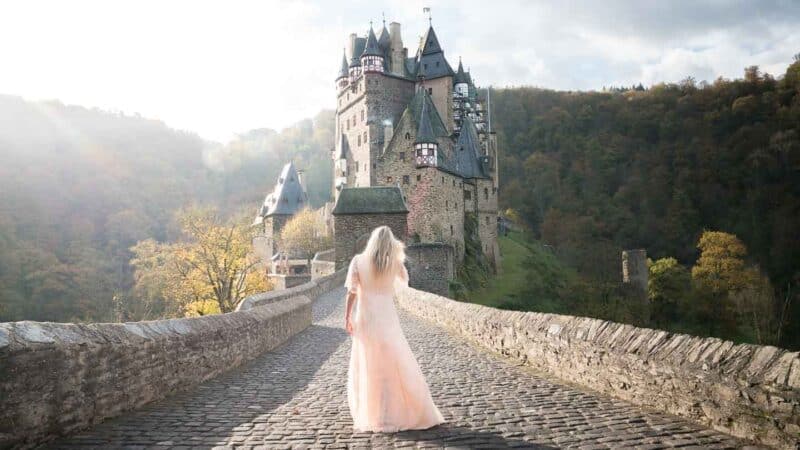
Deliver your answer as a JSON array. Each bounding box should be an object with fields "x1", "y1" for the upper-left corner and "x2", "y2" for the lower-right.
[{"x1": 1, "y1": 0, "x2": 798, "y2": 140}]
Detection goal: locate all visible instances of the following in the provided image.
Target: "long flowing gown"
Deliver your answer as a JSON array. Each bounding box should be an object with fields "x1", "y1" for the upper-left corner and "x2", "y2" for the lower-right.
[{"x1": 345, "y1": 253, "x2": 445, "y2": 433}]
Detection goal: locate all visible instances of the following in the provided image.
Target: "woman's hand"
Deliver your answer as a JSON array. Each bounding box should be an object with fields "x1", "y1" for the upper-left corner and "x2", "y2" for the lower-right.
[{"x1": 345, "y1": 316, "x2": 354, "y2": 335}]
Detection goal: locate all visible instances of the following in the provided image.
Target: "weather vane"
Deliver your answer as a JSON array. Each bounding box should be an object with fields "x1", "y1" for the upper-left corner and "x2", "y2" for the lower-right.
[{"x1": 423, "y1": 7, "x2": 431, "y2": 25}]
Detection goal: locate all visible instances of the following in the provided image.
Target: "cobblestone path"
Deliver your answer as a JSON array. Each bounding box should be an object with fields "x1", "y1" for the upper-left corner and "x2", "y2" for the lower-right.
[{"x1": 48, "y1": 288, "x2": 753, "y2": 449}]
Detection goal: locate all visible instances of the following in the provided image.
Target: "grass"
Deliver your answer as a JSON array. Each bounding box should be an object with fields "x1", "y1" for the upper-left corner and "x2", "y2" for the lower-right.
[{"x1": 466, "y1": 230, "x2": 574, "y2": 312}]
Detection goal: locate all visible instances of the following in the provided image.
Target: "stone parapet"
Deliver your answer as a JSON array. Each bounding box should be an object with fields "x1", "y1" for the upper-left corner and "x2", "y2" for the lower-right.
[
  {"x1": 0, "y1": 295, "x2": 314, "y2": 448},
  {"x1": 0, "y1": 269, "x2": 346, "y2": 448},
  {"x1": 239, "y1": 268, "x2": 347, "y2": 311},
  {"x1": 395, "y1": 287, "x2": 800, "y2": 449}
]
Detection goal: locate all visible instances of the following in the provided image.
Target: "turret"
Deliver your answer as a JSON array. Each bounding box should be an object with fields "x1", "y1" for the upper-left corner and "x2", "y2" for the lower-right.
[
  {"x1": 361, "y1": 26, "x2": 384, "y2": 73},
  {"x1": 336, "y1": 50, "x2": 349, "y2": 89},
  {"x1": 454, "y1": 59, "x2": 469, "y2": 97},
  {"x1": 415, "y1": 93, "x2": 438, "y2": 167}
]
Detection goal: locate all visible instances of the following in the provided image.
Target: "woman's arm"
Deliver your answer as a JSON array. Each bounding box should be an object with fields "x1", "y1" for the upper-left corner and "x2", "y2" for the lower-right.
[{"x1": 344, "y1": 290, "x2": 356, "y2": 335}]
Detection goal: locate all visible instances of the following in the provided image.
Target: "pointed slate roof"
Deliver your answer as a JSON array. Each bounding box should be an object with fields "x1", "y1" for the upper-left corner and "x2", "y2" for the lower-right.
[
  {"x1": 337, "y1": 51, "x2": 349, "y2": 79},
  {"x1": 362, "y1": 27, "x2": 382, "y2": 57},
  {"x1": 454, "y1": 117, "x2": 489, "y2": 179},
  {"x1": 420, "y1": 26, "x2": 442, "y2": 55},
  {"x1": 335, "y1": 132, "x2": 349, "y2": 160},
  {"x1": 415, "y1": 94, "x2": 436, "y2": 144},
  {"x1": 409, "y1": 88, "x2": 449, "y2": 140},
  {"x1": 415, "y1": 26, "x2": 454, "y2": 80},
  {"x1": 378, "y1": 26, "x2": 390, "y2": 50},
  {"x1": 454, "y1": 59, "x2": 469, "y2": 84},
  {"x1": 260, "y1": 162, "x2": 308, "y2": 217}
]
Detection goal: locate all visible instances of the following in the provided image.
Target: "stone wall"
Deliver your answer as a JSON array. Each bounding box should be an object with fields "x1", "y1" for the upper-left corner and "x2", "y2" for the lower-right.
[
  {"x1": 333, "y1": 213, "x2": 408, "y2": 270},
  {"x1": 0, "y1": 295, "x2": 315, "y2": 448},
  {"x1": 405, "y1": 243, "x2": 455, "y2": 296},
  {"x1": 239, "y1": 268, "x2": 347, "y2": 311},
  {"x1": 267, "y1": 274, "x2": 311, "y2": 290},
  {"x1": 395, "y1": 287, "x2": 800, "y2": 449},
  {"x1": 311, "y1": 249, "x2": 336, "y2": 280},
  {"x1": 403, "y1": 167, "x2": 465, "y2": 261}
]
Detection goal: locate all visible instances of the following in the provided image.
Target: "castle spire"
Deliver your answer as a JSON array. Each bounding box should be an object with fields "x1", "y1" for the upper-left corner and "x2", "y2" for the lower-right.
[
  {"x1": 414, "y1": 91, "x2": 439, "y2": 167},
  {"x1": 420, "y1": 25, "x2": 442, "y2": 56},
  {"x1": 362, "y1": 25, "x2": 382, "y2": 57},
  {"x1": 361, "y1": 24, "x2": 385, "y2": 73},
  {"x1": 415, "y1": 93, "x2": 436, "y2": 145},
  {"x1": 337, "y1": 49, "x2": 349, "y2": 80},
  {"x1": 455, "y1": 57, "x2": 468, "y2": 84}
]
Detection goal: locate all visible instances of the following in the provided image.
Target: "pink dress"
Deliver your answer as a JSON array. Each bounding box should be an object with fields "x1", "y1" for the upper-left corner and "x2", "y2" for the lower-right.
[{"x1": 345, "y1": 254, "x2": 445, "y2": 432}]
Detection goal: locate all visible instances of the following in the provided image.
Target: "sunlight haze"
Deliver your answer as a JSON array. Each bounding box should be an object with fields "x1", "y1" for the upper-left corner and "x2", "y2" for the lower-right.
[{"x1": 2, "y1": 0, "x2": 798, "y2": 141}]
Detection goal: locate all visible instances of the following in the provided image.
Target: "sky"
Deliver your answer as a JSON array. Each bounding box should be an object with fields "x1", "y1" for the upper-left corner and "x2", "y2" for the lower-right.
[{"x1": 2, "y1": 0, "x2": 799, "y2": 142}]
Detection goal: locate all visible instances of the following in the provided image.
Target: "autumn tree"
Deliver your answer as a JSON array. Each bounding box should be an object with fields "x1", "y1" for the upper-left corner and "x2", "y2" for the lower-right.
[
  {"x1": 130, "y1": 207, "x2": 270, "y2": 316},
  {"x1": 279, "y1": 208, "x2": 331, "y2": 271},
  {"x1": 691, "y1": 231, "x2": 760, "y2": 337}
]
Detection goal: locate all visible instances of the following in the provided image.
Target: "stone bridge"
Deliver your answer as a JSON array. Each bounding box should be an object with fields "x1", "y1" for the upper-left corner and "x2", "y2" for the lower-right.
[{"x1": 1, "y1": 270, "x2": 798, "y2": 449}]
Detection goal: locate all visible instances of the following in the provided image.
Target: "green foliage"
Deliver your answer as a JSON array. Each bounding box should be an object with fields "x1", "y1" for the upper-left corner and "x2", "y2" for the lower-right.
[
  {"x1": 647, "y1": 258, "x2": 691, "y2": 327},
  {"x1": 492, "y1": 60, "x2": 800, "y2": 348},
  {"x1": 452, "y1": 213, "x2": 492, "y2": 298},
  {"x1": 0, "y1": 96, "x2": 331, "y2": 322}
]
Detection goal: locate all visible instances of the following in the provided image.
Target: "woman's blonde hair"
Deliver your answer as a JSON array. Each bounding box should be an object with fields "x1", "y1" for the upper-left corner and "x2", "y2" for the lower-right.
[{"x1": 363, "y1": 226, "x2": 405, "y2": 275}]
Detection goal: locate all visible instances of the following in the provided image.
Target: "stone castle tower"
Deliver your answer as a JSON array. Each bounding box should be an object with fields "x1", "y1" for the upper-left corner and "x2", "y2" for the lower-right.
[{"x1": 332, "y1": 19, "x2": 500, "y2": 266}]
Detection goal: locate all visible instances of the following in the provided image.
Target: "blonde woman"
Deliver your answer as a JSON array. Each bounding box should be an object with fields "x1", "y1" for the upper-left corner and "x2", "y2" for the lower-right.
[{"x1": 344, "y1": 226, "x2": 445, "y2": 432}]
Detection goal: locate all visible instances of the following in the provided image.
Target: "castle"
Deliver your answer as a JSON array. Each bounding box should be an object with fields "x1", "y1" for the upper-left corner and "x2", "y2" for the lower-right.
[{"x1": 332, "y1": 18, "x2": 500, "y2": 267}]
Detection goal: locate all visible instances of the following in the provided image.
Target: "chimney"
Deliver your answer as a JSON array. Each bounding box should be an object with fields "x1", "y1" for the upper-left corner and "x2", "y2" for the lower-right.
[
  {"x1": 389, "y1": 22, "x2": 404, "y2": 75},
  {"x1": 383, "y1": 120, "x2": 394, "y2": 150},
  {"x1": 348, "y1": 33, "x2": 357, "y2": 60}
]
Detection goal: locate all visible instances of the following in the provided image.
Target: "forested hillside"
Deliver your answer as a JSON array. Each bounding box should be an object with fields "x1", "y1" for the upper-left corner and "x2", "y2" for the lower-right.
[
  {"x1": 492, "y1": 58, "x2": 800, "y2": 348},
  {"x1": 0, "y1": 95, "x2": 332, "y2": 322},
  {"x1": 1, "y1": 57, "x2": 798, "y2": 348}
]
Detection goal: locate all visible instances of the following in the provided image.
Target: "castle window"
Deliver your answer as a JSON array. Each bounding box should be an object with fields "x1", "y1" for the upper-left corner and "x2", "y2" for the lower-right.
[
  {"x1": 355, "y1": 163, "x2": 359, "y2": 172},
  {"x1": 484, "y1": 188, "x2": 489, "y2": 200},
  {"x1": 405, "y1": 132, "x2": 411, "y2": 140},
  {"x1": 450, "y1": 225, "x2": 454, "y2": 235},
  {"x1": 361, "y1": 110, "x2": 365, "y2": 122},
  {"x1": 358, "y1": 135, "x2": 361, "y2": 146},
  {"x1": 416, "y1": 174, "x2": 421, "y2": 182},
  {"x1": 486, "y1": 216, "x2": 490, "y2": 225},
  {"x1": 446, "y1": 200, "x2": 448, "y2": 208},
  {"x1": 399, "y1": 152, "x2": 405, "y2": 162},
  {"x1": 423, "y1": 63, "x2": 428, "y2": 70},
  {"x1": 363, "y1": 131, "x2": 367, "y2": 143},
  {"x1": 427, "y1": 88, "x2": 433, "y2": 95},
  {"x1": 441, "y1": 177, "x2": 445, "y2": 184},
  {"x1": 452, "y1": 180, "x2": 455, "y2": 187},
  {"x1": 403, "y1": 175, "x2": 409, "y2": 184},
  {"x1": 372, "y1": 163, "x2": 376, "y2": 169},
  {"x1": 464, "y1": 190, "x2": 471, "y2": 200}
]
